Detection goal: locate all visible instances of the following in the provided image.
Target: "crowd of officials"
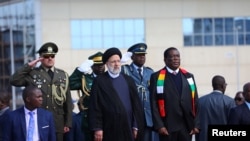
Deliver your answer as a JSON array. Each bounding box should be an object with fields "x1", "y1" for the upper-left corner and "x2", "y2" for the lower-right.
[{"x1": 0, "y1": 41, "x2": 249, "y2": 141}]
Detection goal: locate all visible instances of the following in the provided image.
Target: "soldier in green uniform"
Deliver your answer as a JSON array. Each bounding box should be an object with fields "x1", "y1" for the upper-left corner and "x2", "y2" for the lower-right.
[
  {"x1": 69, "y1": 52, "x2": 105, "y2": 141},
  {"x1": 10, "y1": 42, "x2": 72, "y2": 141}
]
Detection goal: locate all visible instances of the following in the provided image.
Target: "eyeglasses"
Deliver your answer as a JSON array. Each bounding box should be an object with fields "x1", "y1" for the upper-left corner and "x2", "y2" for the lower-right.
[
  {"x1": 234, "y1": 97, "x2": 242, "y2": 101},
  {"x1": 43, "y1": 55, "x2": 55, "y2": 59}
]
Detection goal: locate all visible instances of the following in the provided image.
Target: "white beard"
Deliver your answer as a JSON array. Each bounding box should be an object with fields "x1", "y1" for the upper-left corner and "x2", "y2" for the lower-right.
[{"x1": 107, "y1": 64, "x2": 121, "y2": 75}]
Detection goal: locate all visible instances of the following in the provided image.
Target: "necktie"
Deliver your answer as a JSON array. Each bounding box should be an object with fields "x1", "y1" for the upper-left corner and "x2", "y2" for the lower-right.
[
  {"x1": 137, "y1": 68, "x2": 143, "y2": 81},
  {"x1": 48, "y1": 69, "x2": 54, "y2": 78},
  {"x1": 27, "y1": 112, "x2": 34, "y2": 141},
  {"x1": 172, "y1": 71, "x2": 177, "y2": 75}
]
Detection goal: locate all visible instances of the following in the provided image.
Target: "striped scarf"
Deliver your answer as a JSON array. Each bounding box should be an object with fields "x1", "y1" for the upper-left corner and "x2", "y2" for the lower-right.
[{"x1": 156, "y1": 68, "x2": 196, "y2": 117}]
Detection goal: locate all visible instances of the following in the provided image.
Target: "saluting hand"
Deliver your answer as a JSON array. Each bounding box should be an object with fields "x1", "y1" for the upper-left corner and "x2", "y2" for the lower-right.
[{"x1": 28, "y1": 58, "x2": 43, "y2": 68}]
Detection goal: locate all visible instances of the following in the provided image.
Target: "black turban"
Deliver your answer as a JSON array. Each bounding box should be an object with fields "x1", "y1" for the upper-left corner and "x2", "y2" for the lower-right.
[{"x1": 102, "y1": 47, "x2": 122, "y2": 64}]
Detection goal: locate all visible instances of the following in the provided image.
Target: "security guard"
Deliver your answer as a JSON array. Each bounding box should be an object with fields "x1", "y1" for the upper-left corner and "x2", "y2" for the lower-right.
[
  {"x1": 69, "y1": 51, "x2": 105, "y2": 141},
  {"x1": 10, "y1": 42, "x2": 72, "y2": 141},
  {"x1": 121, "y1": 43, "x2": 159, "y2": 141}
]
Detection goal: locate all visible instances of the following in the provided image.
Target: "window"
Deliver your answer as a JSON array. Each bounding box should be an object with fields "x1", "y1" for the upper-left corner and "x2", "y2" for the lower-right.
[
  {"x1": 71, "y1": 19, "x2": 145, "y2": 49},
  {"x1": 183, "y1": 17, "x2": 250, "y2": 46}
]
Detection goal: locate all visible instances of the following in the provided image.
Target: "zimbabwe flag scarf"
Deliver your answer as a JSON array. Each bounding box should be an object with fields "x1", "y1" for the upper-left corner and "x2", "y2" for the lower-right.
[{"x1": 156, "y1": 68, "x2": 196, "y2": 117}]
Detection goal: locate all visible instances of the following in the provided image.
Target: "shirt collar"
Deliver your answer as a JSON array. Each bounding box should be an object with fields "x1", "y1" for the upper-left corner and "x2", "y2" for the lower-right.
[
  {"x1": 245, "y1": 101, "x2": 250, "y2": 109},
  {"x1": 213, "y1": 90, "x2": 223, "y2": 94},
  {"x1": 166, "y1": 66, "x2": 179, "y2": 74},
  {"x1": 92, "y1": 73, "x2": 97, "y2": 77},
  {"x1": 133, "y1": 64, "x2": 143, "y2": 72},
  {"x1": 43, "y1": 66, "x2": 54, "y2": 72},
  {"x1": 24, "y1": 106, "x2": 37, "y2": 115},
  {"x1": 107, "y1": 70, "x2": 120, "y2": 78}
]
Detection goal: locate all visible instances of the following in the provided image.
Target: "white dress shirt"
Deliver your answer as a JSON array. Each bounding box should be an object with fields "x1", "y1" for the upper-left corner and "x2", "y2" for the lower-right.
[{"x1": 24, "y1": 107, "x2": 40, "y2": 141}]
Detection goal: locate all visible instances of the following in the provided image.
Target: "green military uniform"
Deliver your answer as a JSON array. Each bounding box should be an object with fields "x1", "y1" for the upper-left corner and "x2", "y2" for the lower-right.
[
  {"x1": 69, "y1": 52, "x2": 103, "y2": 141},
  {"x1": 10, "y1": 42, "x2": 72, "y2": 141},
  {"x1": 69, "y1": 69, "x2": 94, "y2": 107}
]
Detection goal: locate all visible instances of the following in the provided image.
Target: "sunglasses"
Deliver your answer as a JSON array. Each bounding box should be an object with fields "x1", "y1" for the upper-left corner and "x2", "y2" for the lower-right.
[
  {"x1": 43, "y1": 55, "x2": 55, "y2": 59},
  {"x1": 234, "y1": 97, "x2": 242, "y2": 101}
]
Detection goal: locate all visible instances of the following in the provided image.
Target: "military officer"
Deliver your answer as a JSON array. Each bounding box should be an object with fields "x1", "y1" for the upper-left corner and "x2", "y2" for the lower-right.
[
  {"x1": 121, "y1": 43, "x2": 159, "y2": 141},
  {"x1": 69, "y1": 51, "x2": 105, "y2": 141},
  {"x1": 10, "y1": 42, "x2": 72, "y2": 141}
]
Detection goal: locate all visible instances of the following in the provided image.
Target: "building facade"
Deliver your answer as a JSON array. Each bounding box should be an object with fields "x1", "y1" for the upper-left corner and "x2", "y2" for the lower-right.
[{"x1": 1, "y1": 0, "x2": 250, "y2": 109}]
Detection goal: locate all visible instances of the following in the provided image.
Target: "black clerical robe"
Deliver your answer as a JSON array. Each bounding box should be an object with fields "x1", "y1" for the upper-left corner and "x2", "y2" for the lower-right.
[{"x1": 88, "y1": 72, "x2": 145, "y2": 141}]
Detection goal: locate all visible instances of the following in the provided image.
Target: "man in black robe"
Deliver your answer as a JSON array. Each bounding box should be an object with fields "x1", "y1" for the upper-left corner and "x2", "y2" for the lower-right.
[{"x1": 88, "y1": 47, "x2": 145, "y2": 141}]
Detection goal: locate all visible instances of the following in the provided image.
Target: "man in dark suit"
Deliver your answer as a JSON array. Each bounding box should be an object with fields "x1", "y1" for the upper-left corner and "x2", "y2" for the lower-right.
[
  {"x1": 88, "y1": 47, "x2": 145, "y2": 141},
  {"x1": 228, "y1": 82, "x2": 250, "y2": 124},
  {"x1": 10, "y1": 42, "x2": 72, "y2": 141},
  {"x1": 196, "y1": 75, "x2": 235, "y2": 141},
  {"x1": 149, "y1": 47, "x2": 200, "y2": 141},
  {"x1": 3, "y1": 86, "x2": 56, "y2": 141},
  {"x1": 0, "y1": 90, "x2": 11, "y2": 141}
]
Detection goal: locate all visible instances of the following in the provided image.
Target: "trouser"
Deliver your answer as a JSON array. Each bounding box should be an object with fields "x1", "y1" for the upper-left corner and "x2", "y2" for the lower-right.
[
  {"x1": 159, "y1": 128, "x2": 192, "y2": 141},
  {"x1": 143, "y1": 127, "x2": 159, "y2": 141},
  {"x1": 56, "y1": 132, "x2": 64, "y2": 141}
]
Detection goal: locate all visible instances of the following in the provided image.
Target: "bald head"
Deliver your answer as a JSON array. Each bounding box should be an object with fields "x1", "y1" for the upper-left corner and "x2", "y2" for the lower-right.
[
  {"x1": 243, "y1": 82, "x2": 250, "y2": 92},
  {"x1": 212, "y1": 75, "x2": 227, "y2": 93},
  {"x1": 243, "y1": 82, "x2": 250, "y2": 102}
]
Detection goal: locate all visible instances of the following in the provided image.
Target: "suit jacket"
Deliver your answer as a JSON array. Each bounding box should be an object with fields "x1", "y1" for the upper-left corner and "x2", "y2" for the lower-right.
[
  {"x1": 0, "y1": 108, "x2": 11, "y2": 141},
  {"x1": 196, "y1": 91, "x2": 235, "y2": 141},
  {"x1": 121, "y1": 64, "x2": 154, "y2": 127},
  {"x1": 3, "y1": 107, "x2": 56, "y2": 141},
  {"x1": 228, "y1": 102, "x2": 250, "y2": 124},
  {"x1": 9, "y1": 63, "x2": 72, "y2": 132},
  {"x1": 88, "y1": 72, "x2": 145, "y2": 141},
  {"x1": 150, "y1": 67, "x2": 200, "y2": 132}
]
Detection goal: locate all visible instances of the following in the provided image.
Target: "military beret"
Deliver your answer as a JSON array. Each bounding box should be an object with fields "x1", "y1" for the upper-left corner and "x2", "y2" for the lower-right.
[
  {"x1": 37, "y1": 42, "x2": 58, "y2": 55},
  {"x1": 88, "y1": 52, "x2": 103, "y2": 64},
  {"x1": 102, "y1": 47, "x2": 122, "y2": 64},
  {"x1": 127, "y1": 43, "x2": 147, "y2": 54}
]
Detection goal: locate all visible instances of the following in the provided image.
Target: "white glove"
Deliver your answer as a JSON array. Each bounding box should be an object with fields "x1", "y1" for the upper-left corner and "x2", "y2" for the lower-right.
[
  {"x1": 77, "y1": 60, "x2": 94, "y2": 73},
  {"x1": 121, "y1": 52, "x2": 132, "y2": 64}
]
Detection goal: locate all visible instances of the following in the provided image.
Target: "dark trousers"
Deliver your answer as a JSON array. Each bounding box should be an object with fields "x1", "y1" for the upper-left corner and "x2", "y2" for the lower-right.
[
  {"x1": 144, "y1": 127, "x2": 159, "y2": 141},
  {"x1": 56, "y1": 132, "x2": 64, "y2": 141},
  {"x1": 159, "y1": 128, "x2": 192, "y2": 141}
]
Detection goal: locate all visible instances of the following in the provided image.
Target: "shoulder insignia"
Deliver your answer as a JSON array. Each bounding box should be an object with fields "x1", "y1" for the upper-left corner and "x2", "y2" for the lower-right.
[
  {"x1": 145, "y1": 66, "x2": 153, "y2": 71},
  {"x1": 56, "y1": 68, "x2": 65, "y2": 72},
  {"x1": 122, "y1": 64, "x2": 132, "y2": 76}
]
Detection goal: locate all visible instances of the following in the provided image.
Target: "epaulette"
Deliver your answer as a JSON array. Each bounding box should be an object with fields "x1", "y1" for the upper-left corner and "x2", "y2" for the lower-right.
[
  {"x1": 33, "y1": 67, "x2": 40, "y2": 71},
  {"x1": 145, "y1": 66, "x2": 153, "y2": 71},
  {"x1": 122, "y1": 64, "x2": 132, "y2": 76},
  {"x1": 56, "y1": 68, "x2": 66, "y2": 73}
]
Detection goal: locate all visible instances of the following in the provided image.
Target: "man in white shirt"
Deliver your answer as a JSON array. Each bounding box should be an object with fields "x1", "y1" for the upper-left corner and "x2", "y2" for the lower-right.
[{"x1": 3, "y1": 86, "x2": 56, "y2": 141}]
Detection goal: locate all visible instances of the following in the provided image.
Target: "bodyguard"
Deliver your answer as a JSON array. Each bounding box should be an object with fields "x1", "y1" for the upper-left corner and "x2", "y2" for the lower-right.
[
  {"x1": 10, "y1": 42, "x2": 72, "y2": 141},
  {"x1": 121, "y1": 43, "x2": 159, "y2": 141}
]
